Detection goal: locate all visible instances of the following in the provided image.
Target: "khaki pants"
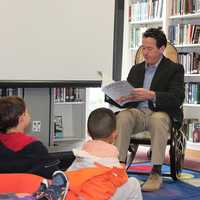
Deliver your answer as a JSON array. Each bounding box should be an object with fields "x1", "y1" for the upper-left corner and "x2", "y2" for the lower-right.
[{"x1": 115, "y1": 108, "x2": 171, "y2": 164}]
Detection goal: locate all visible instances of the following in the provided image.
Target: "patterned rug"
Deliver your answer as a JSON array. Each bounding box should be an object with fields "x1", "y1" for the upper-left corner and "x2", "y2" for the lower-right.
[
  {"x1": 134, "y1": 146, "x2": 200, "y2": 171},
  {"x1": 127, "y1": 162, "x2": 200, "y2": 200}
]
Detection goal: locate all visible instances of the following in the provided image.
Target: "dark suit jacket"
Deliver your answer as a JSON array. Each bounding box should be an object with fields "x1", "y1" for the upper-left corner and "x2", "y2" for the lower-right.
[{"x1": 106, "y1": 56, "x2": 185, "y2": 123}]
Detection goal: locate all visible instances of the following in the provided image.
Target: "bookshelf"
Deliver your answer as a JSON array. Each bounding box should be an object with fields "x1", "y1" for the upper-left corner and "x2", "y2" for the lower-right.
[
  {"x1": 122, "y1": 0, "x2": 167, "y2": 80},
  {"x1": 187, "y1": 141, "x2": 200, "y2": 151},
  {"x1": 50, "y1": 87, "x2": 86, "y2": 152},
  {"x1": 168, "y1": 0, "x2": 200, "y2": 150},
  {"x1": 123, "y1": 0, "x2": 200, "y2": 150}
]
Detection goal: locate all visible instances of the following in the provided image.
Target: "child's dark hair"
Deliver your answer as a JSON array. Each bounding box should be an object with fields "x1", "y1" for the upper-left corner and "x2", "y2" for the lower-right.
[
  {"x1": 0, "y1": 96, "x2": 26, "y2": 132},
  {"x1": 87, "y1": 107, "x2": 116, "y2": 139},
  {"x1": 143, "y1": 27, "x2": 167, "y2": 48}
]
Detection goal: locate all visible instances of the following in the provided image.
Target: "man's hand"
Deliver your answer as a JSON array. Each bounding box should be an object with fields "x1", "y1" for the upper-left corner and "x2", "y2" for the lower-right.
[
  {"x1": 116, "y1": 88, "x2": 155, "y2": 104},
  {"x1": 130, "y1": 88, "x2": 155, "y2": 101}
]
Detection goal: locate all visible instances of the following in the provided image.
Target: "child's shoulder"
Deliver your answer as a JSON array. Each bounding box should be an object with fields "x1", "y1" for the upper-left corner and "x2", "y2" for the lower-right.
[{"x1": 82, "y1": 140, "x2": 119, "y2": 158}]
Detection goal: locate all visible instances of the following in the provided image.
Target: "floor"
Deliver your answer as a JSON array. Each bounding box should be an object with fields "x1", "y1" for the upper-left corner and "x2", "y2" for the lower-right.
[
  {"x1": 184, "y1": 148, "x2": 200, "y2": 171},
  {"x1": 133, "y1": 146, "x2": 200, "y2": 171},
  {"x1": 185, "y1": 148, "x2": 200, "y2": 160}
]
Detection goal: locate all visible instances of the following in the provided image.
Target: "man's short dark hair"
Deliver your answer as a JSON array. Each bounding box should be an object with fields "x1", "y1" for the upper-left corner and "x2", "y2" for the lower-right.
[
  {"x1": 0, "y1": 96, "x2": 26, "y2": 132},
  {"x1": 87, "y1": 107, "x2": 116, "y2": 139},
  {"x1": 143, "y1": 28, "x2": 167, "y2": 48}
]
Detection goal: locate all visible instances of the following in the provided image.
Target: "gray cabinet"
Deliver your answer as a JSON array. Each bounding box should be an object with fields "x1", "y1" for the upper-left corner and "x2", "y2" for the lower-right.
[{"x1": 4, "y1": 87, "x2": 87, "y2": 152}]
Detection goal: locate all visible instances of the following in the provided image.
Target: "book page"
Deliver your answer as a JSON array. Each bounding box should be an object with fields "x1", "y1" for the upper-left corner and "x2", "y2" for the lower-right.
[{"x1": 102, "y1": 80, "x2": 134, "y2": 106}]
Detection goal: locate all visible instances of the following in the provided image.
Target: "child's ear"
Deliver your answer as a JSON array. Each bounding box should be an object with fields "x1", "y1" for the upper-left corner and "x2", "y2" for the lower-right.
[
  {"x1": 112, "y1": 130, "x2": 118, "y2": 141},
  {"x1": 18, "y1": 113, "x2": 24, "y2": 124},
  {"x1": 18, "y1": 112, "x2": 27, "y2": 126}
]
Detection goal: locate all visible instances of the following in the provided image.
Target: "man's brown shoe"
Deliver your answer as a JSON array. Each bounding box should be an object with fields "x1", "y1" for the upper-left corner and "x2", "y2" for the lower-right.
[{"x1": 142, "y1": 173, "x2": 163, "y2": 192}]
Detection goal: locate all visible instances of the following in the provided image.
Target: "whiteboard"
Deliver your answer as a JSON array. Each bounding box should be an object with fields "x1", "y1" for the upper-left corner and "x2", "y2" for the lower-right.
[{"x1": 0, "y1": 0, "x2": 115, "y2": 82}]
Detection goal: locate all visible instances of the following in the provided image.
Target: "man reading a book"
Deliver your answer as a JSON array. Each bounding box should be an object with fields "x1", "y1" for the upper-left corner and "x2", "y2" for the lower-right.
[{"x1": 114, "y1": 28, "x2": 185, "y2": 191}]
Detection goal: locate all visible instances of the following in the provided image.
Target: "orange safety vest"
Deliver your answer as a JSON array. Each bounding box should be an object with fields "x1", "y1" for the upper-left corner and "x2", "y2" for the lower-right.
[{"x1": 65, "y1": 165, "x2": 128, "y2": 200}]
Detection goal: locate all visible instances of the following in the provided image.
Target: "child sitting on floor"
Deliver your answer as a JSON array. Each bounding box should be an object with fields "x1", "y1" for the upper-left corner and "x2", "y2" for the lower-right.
[
  {"x1": 64, "y1": 107, "x2": 143, "y2": 200},
  {"x1": 0, "y1": 96, "x2": 59, "y2": 178}
]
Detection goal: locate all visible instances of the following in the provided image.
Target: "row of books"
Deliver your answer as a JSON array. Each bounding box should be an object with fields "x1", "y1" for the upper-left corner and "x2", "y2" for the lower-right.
[
  {"x1": 171, "y1": 0, "x2": 200, "y2": 16},
  {"x1": 185, "y1": 83, "x2": 200, "y2": 104},
  {"x1": 0, "y1": 88, "x2": 22, "y2": 97},
  {"x1": 178, "y1": 52, "x2": 200, "y2": 74},
  {"x1": 183, "y1": 119, "x2": 200, "y2": 143},
  {"x1": 169, "y1": 24, "x2": 200, "y2": 45},
  {"x1": 130, "y1": 27, "x2": 148, "y2": 48},
  {"x1": 129, "y1": 0, "x2": 163, "y2": 22},
  {"x1": 53, "y1": 87, "x2": 83, "y2": 103}
]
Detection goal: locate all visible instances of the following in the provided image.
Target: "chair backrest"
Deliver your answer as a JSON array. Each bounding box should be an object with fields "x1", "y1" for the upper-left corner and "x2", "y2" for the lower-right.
[{"x1": 135, "y1": 41, "x2": 178, "y2": 64}]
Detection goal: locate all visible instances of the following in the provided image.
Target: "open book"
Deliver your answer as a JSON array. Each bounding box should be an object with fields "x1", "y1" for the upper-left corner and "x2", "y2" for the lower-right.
[{"x1": 102, "y1": 80, "x2": 134, "y2": 106}]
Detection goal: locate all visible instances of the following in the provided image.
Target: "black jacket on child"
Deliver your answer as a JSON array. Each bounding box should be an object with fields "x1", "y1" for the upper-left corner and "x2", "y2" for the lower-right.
[{"x1": 0, "y1": 132, "x2": 59, "y2": 178}]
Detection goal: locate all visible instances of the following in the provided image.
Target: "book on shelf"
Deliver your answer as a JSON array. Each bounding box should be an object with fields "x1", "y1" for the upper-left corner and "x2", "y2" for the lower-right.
[
  {"x1": 69, "y1": 87, "x2": 75, "y2": 101},
  {"x1": 102, "y1": 80, "x2": 134, "y2": 106},
  {"x1": 185, "y1": 83, "x2": 200, "y2": 104},
  {"x1": 53, "y1": 87, "x2": 82, "y2": 103},
  {"x1": 193, "y1": 122, "x2": 200, "y2": 143},
  {"x1": 179, "y1": 52, "x2": 200, "y2": 74},
  {"x1": 131, "y1": 26, "x2": 147, "y2": 48},
  {"x1": 183, "y1": 119, "x2": 200, "y2": 142},
  {"x1": 54, "y1": 115, "x2": 63, "y2": 139},
  {"x1": 192, "y1": 25, "x2": 200, "y2": 44}
]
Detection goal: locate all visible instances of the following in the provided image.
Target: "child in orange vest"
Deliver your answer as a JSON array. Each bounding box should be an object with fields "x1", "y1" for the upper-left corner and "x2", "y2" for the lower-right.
[{"x1": 65, "y1": 107, "x2": 142, "y2": 200}]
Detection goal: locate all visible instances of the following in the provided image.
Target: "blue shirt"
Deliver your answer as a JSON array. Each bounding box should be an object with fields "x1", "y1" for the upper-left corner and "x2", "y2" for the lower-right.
[{"x1": 137, "y1": 56, "x2": 163, "y2": 109}]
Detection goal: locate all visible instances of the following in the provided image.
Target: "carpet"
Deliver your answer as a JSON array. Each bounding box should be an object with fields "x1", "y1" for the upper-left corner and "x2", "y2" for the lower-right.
[
  {"x1": 127, "y1": 162, "x2": 200, "y2": 200},
  {"x1": 134, "y1": 146, "x2": 200, "y2": 171}
]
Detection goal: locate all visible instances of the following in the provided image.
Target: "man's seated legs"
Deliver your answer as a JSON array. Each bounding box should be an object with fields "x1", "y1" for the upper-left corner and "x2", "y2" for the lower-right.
[
  {"x1": 116, "y1": 109, "x2": 171, "y2": 191},
  {"x1": 115, "y1": 108, "x2": 147, "y2": 163},
  {"x1": 142, "y1": 111, "x2": 171, "y2": 191}
]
